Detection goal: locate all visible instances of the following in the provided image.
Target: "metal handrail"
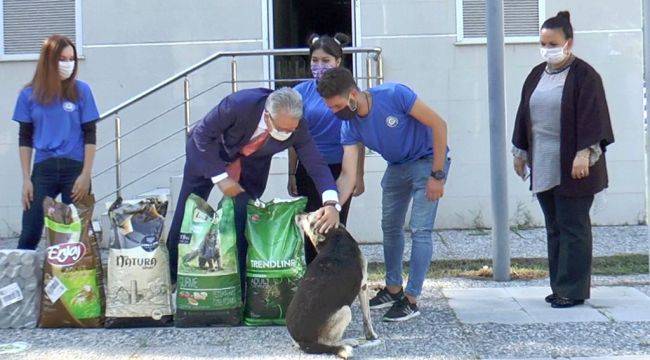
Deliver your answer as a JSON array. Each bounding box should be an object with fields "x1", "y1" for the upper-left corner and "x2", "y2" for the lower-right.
[
  {"x1": 98, "y1": 47, "x2": 382, "y2": 121},
  {"x1": 94, "y1": 46, "x2": 384, "y2": 200}
]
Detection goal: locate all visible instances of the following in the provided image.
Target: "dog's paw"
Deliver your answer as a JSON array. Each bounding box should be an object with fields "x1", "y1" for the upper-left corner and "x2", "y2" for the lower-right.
[
  {"x1": 340, "y1": 338, "x2": 360, "y2": 347},
  {"x1": 365, "y1": 330, "x2": 379, "y2": 341},
  {"x1": 337, "y1": 345, "x2": 353, "y2": 359}
]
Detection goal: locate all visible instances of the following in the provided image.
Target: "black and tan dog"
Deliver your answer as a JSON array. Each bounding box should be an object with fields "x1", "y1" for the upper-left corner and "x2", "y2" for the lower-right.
[{"x1": 286, "y1": 213, "x2": 378, "y2": 359}]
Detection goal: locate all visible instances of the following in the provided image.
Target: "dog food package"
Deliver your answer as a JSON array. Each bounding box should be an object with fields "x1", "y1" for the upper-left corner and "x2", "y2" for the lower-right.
[
  {"x1": 175, "y1": 194, "x2": 242, "y2": 327},
  {"x1": 105, "y1": 198, "x2": 173, "y2": 328},
  {"x1": 39, "y1": 195, "x2": 105, "y2": 328},
  {"x1": 0, "y1": 250, "x2": 42, "y2": 328},
  {"x1": 244, "y1": 197, "x2": 307, "y2": 326}
]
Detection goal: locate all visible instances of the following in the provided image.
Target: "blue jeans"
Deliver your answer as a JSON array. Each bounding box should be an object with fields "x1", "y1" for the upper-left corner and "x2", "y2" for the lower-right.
[
  {"x1": 381, "y1": 156, "x2": 450, "y2": 298},
  {"x1": 18, "y1": 157, "x2": 83, "y2": 250}
]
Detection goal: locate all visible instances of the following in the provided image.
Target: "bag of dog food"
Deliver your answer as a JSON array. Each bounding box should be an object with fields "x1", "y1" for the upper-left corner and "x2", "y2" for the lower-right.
[
  {"x1": 175, "y1": 194, "x2": 242, "y2": 327},
  {"x1": 244, "y1": 197, "x2": 307, "y2": 326},
  {"x1": 0, "y1": 250, "x2": 41, "y2": 328},
  {"x1": 105, "y1": 197, "x2": 173, "y2": 328},
  {"x1": 39, "y1": 195, "x2": 105, "y2": 328}
]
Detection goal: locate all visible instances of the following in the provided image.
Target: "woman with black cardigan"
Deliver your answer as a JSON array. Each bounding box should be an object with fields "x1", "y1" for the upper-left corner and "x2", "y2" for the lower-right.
[{"x1": 511, "y1": 11, "x2": 614, "y2": 308}]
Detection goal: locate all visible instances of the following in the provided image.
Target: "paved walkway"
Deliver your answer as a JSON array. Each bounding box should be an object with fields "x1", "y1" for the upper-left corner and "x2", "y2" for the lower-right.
[{"x1": 1, "y1": 275, "x2": 649, "y2": 360}]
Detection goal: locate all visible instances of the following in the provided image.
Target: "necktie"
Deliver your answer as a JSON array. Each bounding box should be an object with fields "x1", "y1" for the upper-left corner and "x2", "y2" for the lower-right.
[{"x1": 225, "y1": 130, "x2": 270, "y2": 182}]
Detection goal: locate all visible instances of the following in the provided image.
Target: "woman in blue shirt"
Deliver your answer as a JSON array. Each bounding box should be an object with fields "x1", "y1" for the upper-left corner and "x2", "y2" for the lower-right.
[
  {"x1": 288, "y1": 33, "x2": 364, "y2": 263},
  {"x1": 12, "y1": 34, "x2": 99, "y2": 250}
]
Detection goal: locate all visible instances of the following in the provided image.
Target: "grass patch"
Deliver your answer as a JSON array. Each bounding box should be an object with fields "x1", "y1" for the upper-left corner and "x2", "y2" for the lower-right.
[{"x1": 367, "y1": 254, "x2": 649, "y2": 281}]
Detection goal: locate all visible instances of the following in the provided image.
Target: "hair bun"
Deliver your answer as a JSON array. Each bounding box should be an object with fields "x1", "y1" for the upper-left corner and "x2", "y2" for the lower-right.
[
  {"x1": 556, "y1": 11, "x2": 570, "y2": 22},
  {"x1": 333, "y1": 33, "x2": 351, "y2": 47},
  {"x1": 307, "y1": 33, "x2": 321, "y2": 45}
]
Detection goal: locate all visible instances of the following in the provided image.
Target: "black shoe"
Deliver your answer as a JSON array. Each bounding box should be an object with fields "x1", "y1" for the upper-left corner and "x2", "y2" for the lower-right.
[
  {"x1": 551, "y1": 297, "x2": 585, "y2": 308},
  {"x1": 369, "y1": 287, "x2": 404, "y2": 310},
  {"x1": 383, "y1": 297, "x2": 420, "y2": 322},
  {"x1": 545, "y1": 293, "x2": 557, "y2": 303}
]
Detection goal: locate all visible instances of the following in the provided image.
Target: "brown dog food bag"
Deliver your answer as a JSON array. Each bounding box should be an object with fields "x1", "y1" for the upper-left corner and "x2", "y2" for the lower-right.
[{"x1": 39, "y1": 194, "x2": 105, "y2": 328}]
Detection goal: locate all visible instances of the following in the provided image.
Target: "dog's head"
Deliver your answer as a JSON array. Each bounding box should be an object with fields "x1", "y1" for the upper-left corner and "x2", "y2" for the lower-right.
[{"x1": 296, "y1": 212, "x2": 326, "y2": 250}]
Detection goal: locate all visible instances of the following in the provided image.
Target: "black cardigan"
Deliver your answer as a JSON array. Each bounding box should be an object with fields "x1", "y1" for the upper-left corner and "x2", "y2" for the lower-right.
[{"x1": 512, "y1": 57, "x2": 615, "y2": 197}]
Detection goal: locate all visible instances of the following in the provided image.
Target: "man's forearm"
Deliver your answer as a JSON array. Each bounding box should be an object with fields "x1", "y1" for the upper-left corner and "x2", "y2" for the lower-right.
[
  {"x1": 336, "y1": 172, "x2": 356, "y2": 205},
  {"x1": 432, "y1": 123, "x2": 448, "y2": 172}
]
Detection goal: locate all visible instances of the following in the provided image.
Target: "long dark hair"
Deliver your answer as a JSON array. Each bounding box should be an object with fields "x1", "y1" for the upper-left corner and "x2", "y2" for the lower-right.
[
  {"x1": 29, "y1": 34, "x2": 79, "y2": 104},
  {"x1": 307, "y1": 33, "x2": 351, "y2": 59},
  {"x1": 541, "y1": 11, "x2": 573, "y2": 39}
]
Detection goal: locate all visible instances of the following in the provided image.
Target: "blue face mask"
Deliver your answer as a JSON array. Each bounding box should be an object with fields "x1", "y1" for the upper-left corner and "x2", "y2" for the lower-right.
[{"x1": 311, "y1": 63, "x2": 335, "y2": 80}]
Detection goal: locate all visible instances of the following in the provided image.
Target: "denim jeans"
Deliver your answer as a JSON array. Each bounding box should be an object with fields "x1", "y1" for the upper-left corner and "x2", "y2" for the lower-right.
[
  {"x1": 381, "y1": 156, "x2": 450, "y2": 298},
  {"x1": 18, "y1": 157, "x2": 83, "y2": 250}
]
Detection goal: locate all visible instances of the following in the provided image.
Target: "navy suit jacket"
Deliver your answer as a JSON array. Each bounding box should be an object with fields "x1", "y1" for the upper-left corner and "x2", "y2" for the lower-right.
[{"x1": 186, "y1": 88, "x2": 337, "y2": 198}]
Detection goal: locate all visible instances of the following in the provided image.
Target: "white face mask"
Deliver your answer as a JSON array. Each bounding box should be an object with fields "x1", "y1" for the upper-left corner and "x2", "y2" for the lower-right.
[
  {"x1": 269, "y1": 127, "x2": 292, "y2": 141},
  {"x1": 540, "y1": 44, "x2": 568, "y2": 65},
  {"x1": 58, "y1": 61, "x2": 75, "y2": 80},
  {"x1": 265, "y1": 112, "x2": 293, "y2": 141}
]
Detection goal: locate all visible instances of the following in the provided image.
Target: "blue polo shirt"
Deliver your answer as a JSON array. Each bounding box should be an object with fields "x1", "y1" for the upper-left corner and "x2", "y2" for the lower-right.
[
  {"x1": 12, "y1": 80, "x2": 99, "y2": 164},
  {"x1": 340, "y1": 83, "x2": 433, "y2": 164},
  {"x1": 294, "y1": 80, "x2": 344, "y2": 164}
]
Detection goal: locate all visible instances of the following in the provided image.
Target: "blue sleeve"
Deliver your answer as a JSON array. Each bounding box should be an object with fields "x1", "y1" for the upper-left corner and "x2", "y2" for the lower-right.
[
  {"x1": 394, "y1": 84, "x2": 418, "y2": 114},
  {"x1": 340, "y1": 121, "x2": 361, "y2": 146},
  {"x1": 79, "y1": 82, "x2": 100, "y2": 123},
  {"x1": 12, "y1": 89, "x2": 32, "y2": 123}
]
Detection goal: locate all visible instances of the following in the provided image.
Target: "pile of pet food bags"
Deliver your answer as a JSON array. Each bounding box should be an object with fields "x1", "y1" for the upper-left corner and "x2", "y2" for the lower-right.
[{"x1": 0, "y1": 193, "x2": 307, "y2": 328}]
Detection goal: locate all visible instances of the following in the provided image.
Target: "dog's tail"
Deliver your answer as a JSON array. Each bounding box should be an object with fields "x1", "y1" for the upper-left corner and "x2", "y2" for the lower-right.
[{"x1": 298, "y1": 342, "x2": 353, "y2": 359}]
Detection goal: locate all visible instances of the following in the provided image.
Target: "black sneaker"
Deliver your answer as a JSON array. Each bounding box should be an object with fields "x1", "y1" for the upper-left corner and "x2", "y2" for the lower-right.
[
  {"x1": 370, "y1": 288, "x2": 404, "y2": 310},
  {"x1": 383, "y1": 297, "x2": 420, "y2": 322}
]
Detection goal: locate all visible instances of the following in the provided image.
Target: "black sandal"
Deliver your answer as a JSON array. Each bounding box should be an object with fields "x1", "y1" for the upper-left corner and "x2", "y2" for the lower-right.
[{"x1": 551, "y1": 296, "x2": 585, "y2": 308}]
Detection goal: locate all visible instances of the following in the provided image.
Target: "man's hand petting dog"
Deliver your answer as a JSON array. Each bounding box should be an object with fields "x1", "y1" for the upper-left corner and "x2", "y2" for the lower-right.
[{"x1": 314, "y1": 205, "x2": 339, "y2": 234}]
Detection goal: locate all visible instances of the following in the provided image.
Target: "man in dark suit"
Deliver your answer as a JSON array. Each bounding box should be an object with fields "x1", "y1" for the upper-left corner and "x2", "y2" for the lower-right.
[{"x1": 167, "y1": 87, "x2": 341, "y2": 293}]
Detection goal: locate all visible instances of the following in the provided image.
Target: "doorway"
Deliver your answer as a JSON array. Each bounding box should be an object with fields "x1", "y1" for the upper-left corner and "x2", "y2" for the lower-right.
[{"x1": 272, "y1": 0, "x2": 353, "y2": 87}]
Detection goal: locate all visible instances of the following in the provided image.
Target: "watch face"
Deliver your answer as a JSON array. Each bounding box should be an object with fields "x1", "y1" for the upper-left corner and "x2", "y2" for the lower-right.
[{"x1": 432, "y1": 171, "x2": 446, "y2": 180}]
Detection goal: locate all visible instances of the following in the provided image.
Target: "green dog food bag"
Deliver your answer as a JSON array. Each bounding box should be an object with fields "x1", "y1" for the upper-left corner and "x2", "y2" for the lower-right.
[
  {"x1": 175, "y1": 194, "x2": 242, "y2": 327},
  {"x1": 244, "y1": 197, "x2": 307, "y2": 326}
]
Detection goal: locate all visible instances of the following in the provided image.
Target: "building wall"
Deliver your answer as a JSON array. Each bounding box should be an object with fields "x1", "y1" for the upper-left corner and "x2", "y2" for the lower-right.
[{"x1": 0, "y1": 0, "x2": 645, "y2": 241}]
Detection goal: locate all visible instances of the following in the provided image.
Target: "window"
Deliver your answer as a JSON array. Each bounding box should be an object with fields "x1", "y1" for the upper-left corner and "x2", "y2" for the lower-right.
[
  {"x1": 0, "y1": 0, "x2": 82, "y2": 60},
  {"x1": 456, "y1": 0, "x2": 544, "y2": 44}
]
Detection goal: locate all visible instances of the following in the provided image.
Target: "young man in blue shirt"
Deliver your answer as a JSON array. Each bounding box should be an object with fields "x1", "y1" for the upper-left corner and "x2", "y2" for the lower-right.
[{"x1": 317, "y1": 68, "x2": 450, "y2": 322}]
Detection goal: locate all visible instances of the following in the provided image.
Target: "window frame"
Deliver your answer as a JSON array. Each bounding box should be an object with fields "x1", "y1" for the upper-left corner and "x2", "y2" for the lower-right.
[
  {"x1": 455, "y1": 0, "x2": 546, "y2": 45},
  {"x1": 0, "y1": 0, "x2": 83, "y2": 61}
]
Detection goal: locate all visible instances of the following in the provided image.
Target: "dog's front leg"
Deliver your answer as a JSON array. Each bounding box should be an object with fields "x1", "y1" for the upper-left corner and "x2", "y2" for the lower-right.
[{"x1": 359, "y1": 255, "x2": 378, "y2": 340}]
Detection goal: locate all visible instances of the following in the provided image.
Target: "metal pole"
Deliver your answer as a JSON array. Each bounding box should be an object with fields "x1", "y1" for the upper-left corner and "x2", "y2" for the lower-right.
[
  {"x1": 486, "y1": 0, "x2": 510, "y2": 281},
  {"x1": 183, "y1": 77, "x2": 191, "y2": 138},
  {"x1": 366, "y1": 56, "x2": 373, "y2": 89},
  {"x1": 377, "y1": 54, "x2": 384, "y2": 85},
  {"x1": 114, "y1": 114, "x2": 122, "y2": 199},
  {"x1": 231, "y1": 57, "x2": 238, "y2": 93},
  {"x1": 643, "y1": 0, "x2": 650, "y2": 272}
]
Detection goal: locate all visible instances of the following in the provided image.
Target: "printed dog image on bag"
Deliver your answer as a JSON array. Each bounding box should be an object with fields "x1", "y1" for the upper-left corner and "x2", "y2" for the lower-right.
[
  {"x1": 244, "y1": 197, "x2": 307, "y2": 326},
  {"x1": 175, "y1": 195, "x2": 242, "y2": 327},
  {"x1": 105, "y1": 197, "x2": 173, "y2": 328},
  {"x1": 39, "y1": 195, "x2": 105, "y2": 328},
  {"x1": 182, "y1": 226, "x2": 222, "y2": 271}
]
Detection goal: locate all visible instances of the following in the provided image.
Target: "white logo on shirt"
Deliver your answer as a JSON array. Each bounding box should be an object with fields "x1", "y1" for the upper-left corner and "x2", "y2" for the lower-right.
[
  {"x1": 385, "y1": 116, "x2": 399, "y2": 128},
  {"x1": 62, "y1": 102, "x2": 76, "y2": 112}
]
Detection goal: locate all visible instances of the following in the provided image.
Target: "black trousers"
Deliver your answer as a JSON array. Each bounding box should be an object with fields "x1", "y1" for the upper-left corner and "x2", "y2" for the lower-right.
[
  {"x1": 166, "y1": 164, "x2": 251, "y2": 300},
  {"x1": 295, "y1": 162, "x2": 351, "y2": 264},
  {"x1": 537, "y1": 187, "x2": 595, "y2": 300},
  {"x1": 18, "y1": 158, "x2": 83, "y2": 250}
]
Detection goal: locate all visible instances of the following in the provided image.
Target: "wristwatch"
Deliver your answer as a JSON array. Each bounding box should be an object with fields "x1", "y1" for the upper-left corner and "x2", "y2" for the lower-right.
[
  {"x1": 323, "y1": 200, "x2": 342, "y2": 212},
  {"x1": 430, "y1": 170, "x2": 447, "y2": 181}
]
